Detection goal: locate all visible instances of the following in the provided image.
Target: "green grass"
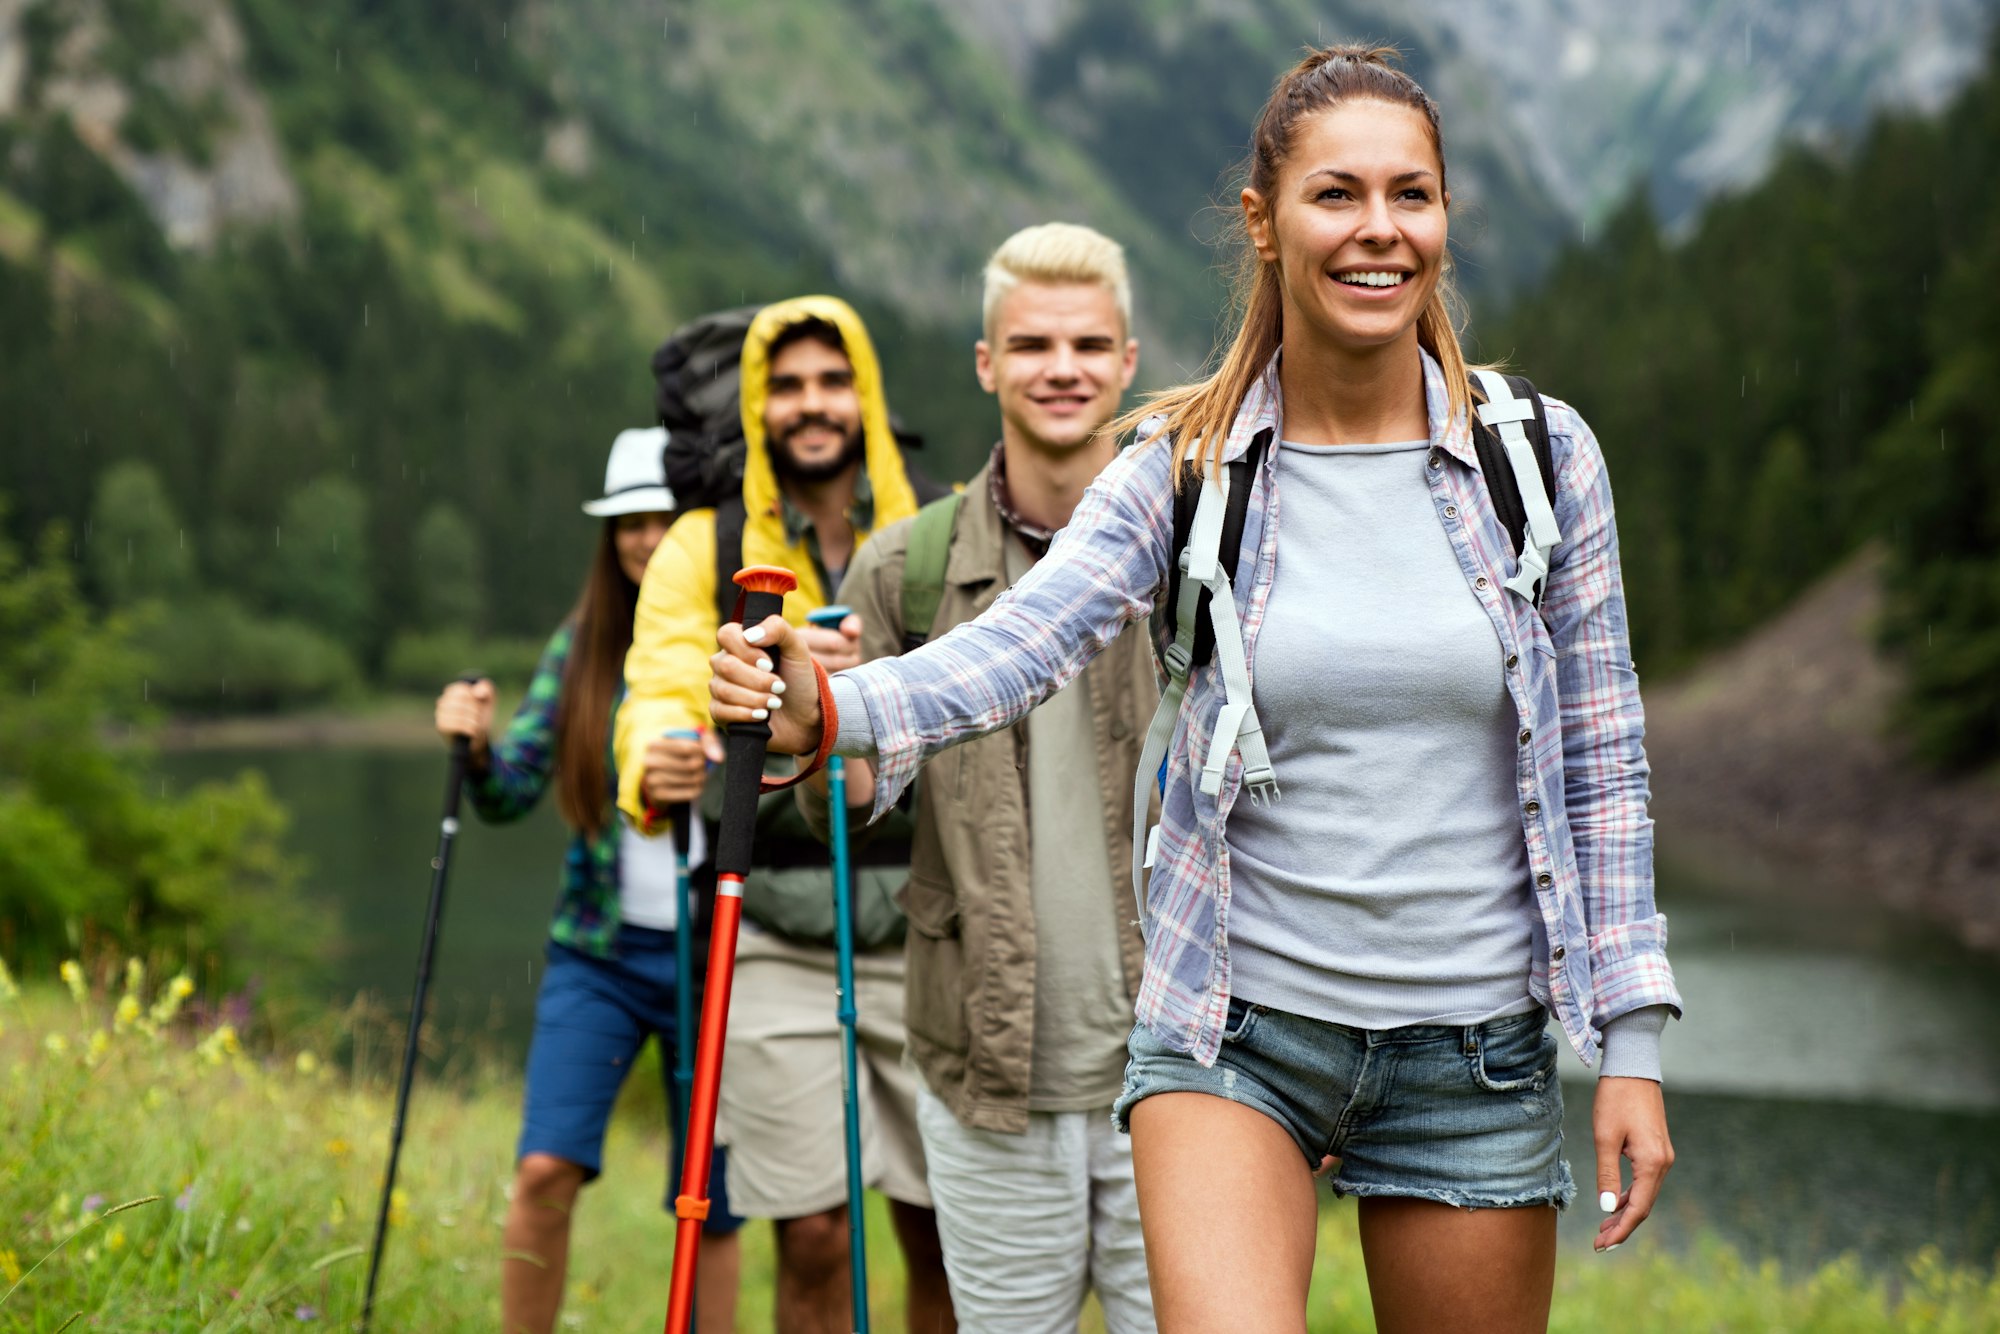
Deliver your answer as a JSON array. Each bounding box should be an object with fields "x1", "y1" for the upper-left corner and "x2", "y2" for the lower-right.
[{"x1": 3, "y1": 966, "x2": 1996, "y2": 1331}]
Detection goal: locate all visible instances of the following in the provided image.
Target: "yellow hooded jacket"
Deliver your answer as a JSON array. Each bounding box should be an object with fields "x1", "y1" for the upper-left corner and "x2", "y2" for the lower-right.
[{"x1": 616, "y1": 295, "x2": 921, "y2": 828}]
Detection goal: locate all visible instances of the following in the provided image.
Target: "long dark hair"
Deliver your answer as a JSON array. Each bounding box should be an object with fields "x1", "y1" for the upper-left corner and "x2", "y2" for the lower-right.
[
  {"x1": 1110, "y1": 44, "x2": 1476, "y2": 484},
  {"x1": 554, "y1": 521, "x2": 637, "y2": 837}
]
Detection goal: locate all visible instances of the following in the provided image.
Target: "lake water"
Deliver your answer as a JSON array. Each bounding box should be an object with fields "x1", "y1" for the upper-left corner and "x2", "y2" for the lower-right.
[{"x1": 161, "y1": 745, "x2": 2000, "y2": 1274}]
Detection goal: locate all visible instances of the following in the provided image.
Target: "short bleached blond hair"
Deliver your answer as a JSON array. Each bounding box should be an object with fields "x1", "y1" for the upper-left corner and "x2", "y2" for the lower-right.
[{"x1": 981, "y1": 222, "x2": 1132, "y2": 343}]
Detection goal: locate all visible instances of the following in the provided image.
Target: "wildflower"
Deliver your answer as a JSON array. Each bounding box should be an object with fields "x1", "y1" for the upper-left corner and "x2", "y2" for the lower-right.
[
  {"x1": 81, "y1": 1193, "x2": 106, "y2": 1215},
  {"x1": 175, "y1": 1184, "x2": 196, "y2": 1211},
  {"x1": 85, "y1": 1029, "x2": 110, "y2": 1066},
  {"x1": 0, "y1": 957, "x2": 18, "y2": 1002},
  {"x1": 295, "y1": 1306, "x2": 320, "y2": 1321},
  {"x1": 149, "y1": 974, "x2": 195, "y2": 1028},
  {"x1": 44, "y1": 1033, "x2": 69, "y2": 1056},
  {"x1": 107, "y1": 1225, "x2": 127, "y2": 1252},
  {"x1": 388, "y1": 1188, "x2": 408, "y2": 1228},
  {"x1": 60, "y1": 960, "x2": 87, "y2": 1003},
  {"x1": 295, "y1": 1051, "x2": 320, "y2": 1077},
  {"x1": 123, "y1": 957, "x2": 145, "y2": 997},
  {"x1": 196, "y1": 1024, "x2": 241, "y2": 1066},
  {"x1": 114, "y1": 994, "x2": 141, "y2": 1033},
  {"x1": 325, "y1": 1138, "x2": 351, "y2": 1159},
  {"x1": 0, "y1": 1249, "x2": 20, "y2": 1284}
]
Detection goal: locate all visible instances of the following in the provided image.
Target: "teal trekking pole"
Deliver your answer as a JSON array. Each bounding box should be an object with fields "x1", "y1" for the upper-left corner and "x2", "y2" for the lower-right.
[{"x1": 809, "y1": 605, "x2": 870, "y2": 1333}]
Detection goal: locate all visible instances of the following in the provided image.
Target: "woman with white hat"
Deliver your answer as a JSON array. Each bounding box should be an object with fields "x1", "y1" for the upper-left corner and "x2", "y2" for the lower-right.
[{"x1": 433, "y1": 427, "x2": 743, "y2": 1334}]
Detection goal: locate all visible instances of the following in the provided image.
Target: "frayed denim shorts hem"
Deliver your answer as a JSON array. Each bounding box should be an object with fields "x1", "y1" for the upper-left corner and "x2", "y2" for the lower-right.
[{"x1": 1113, "y1": 1000, "x2": 1575, "y2": 1212}]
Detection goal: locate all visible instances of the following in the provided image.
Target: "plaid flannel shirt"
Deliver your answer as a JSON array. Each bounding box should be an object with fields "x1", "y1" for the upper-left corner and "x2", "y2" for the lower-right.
[
  {"x1": 465, "y1": 622, "x2": 626, "y2": 958},
  {"x1": 839, "y1": 350, "x2": 1682, "y2": 1068}
]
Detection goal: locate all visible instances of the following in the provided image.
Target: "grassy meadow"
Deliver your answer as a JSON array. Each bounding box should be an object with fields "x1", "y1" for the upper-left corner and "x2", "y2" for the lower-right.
[{"x1": 4, "y1": 962, "x2": 1997, "y2": 1332}]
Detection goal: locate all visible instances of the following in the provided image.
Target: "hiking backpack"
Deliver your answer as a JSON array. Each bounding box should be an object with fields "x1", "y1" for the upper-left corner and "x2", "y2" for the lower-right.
[{"x1": 1129, "y1": 370, "x2": 1562, "y2": 908}]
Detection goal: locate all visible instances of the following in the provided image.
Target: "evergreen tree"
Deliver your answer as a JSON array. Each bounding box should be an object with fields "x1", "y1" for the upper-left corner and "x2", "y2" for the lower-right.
[{"x1": 87, "y1": 460, "x2": 196, "y2": 607}]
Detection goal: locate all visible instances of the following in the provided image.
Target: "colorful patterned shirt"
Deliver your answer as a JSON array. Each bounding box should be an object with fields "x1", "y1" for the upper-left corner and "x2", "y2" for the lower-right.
[
  {"x1": 837, "y1": 350, "x2": 1683, "y2": 1068},
  {"x1": 464, "y1": 622, "x2": 626, "y2": 958}
]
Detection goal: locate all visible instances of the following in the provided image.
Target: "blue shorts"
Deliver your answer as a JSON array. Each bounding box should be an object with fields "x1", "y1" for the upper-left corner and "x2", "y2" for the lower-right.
[
  {"x1": 519, "y1": 926, "x2": 744, "y2": 1234},
  {"x1": 1113, "y1": 999, "x2": 1575, "y2": 1211}
]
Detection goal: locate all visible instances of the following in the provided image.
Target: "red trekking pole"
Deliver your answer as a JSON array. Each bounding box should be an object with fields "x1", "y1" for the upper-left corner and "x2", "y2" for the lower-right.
[{"x1": 663, "y1": 566, "x2": 798, "y2": 1334}]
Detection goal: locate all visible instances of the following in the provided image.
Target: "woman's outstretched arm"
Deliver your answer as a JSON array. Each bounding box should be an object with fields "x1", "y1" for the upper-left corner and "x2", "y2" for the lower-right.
[{"x1": 712, "y1": 440, "x2": 1177, "y2": 820}]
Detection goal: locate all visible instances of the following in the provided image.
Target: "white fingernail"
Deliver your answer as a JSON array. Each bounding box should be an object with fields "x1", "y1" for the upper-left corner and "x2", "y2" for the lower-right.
[
  {"x1": 744, "y1": 627, "x2": 766, "y2": 644},
  {"x1": 771, "y1": 679, "x2": 786, "y2": 694},
  {"x1": 1605, "y1": 1243, "x2": 1622, "y2": 1252},
  {"x1": 766, "y1": 696, "x2": 783, "y2": 711},
  {"x1": 751, "y1": 708, "x2": 768, "y2": 721},
  {"x1": 1599, "y1": 1191, "x2": 1618, "y2": 1214},
  {"x1": 755, "y1": 657, "x2": 773, "y2": 672}
]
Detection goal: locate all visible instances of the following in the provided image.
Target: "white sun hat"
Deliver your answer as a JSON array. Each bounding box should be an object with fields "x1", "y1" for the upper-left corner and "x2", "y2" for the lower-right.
[{"x1": 582, "y1": 427, "x2": 678, "y2": 517}]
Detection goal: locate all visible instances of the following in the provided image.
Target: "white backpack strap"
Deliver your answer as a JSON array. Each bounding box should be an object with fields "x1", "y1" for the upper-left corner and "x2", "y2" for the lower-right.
[
  {"x1": 1473, "y1": 370, "x2": 1562, "y2": 603},
  {"x1": 1129, "y1": 474, "x2": 1218, "y2": 925},
  {"x1": 1129, "y1": 464, "x2": 1281, "y2": 932}
]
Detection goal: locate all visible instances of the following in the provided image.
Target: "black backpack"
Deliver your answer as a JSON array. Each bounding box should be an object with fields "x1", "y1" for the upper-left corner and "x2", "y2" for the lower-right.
[
  {"x1": 1163, "y1": 372, "x2": 1558, "y2": 673},
  {"x1": 653, "y1": 306, "x2": 763, "y2": 514}
]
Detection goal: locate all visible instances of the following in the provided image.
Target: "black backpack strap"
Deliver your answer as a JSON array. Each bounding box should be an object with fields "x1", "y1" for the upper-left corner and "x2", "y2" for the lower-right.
[
  {"x1": 1471, "y1": 373, "x2": 1558, "y2": 608},
  {"x1": 712, "y1": 495, "x2": 748, "y2": 626},
  {"x1": 1166, "y1": 430, "x2": 1271, "y2": 671}
]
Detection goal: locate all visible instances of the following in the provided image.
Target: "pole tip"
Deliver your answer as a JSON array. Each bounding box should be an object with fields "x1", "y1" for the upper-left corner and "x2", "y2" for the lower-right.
[{"x1": 734, "y1": 565, "x2": 798, "y2": 596}]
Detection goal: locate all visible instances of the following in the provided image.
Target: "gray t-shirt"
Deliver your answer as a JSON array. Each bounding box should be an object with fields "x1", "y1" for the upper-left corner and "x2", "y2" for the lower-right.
[
  {"x1": 1225, "y1": 439, "x2": 1538, "y2": 1029},
  {"x1": 1006, "y1": 535, "x2": 1133, "y2": 1111}
]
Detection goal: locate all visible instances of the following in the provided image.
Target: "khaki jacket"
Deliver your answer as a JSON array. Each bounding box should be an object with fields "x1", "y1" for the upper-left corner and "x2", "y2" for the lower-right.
[{"x1": 834, "y1": 460, "x2": 1158, "y2": 1133}]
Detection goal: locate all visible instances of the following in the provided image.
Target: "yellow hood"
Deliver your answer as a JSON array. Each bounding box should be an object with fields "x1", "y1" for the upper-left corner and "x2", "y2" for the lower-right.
[{"x1": 736, "y1": 294, "x2": 920, "y2": 530}]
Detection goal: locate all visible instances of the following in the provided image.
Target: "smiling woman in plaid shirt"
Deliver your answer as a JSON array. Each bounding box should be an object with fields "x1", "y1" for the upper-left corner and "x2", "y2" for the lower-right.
[{"x1": 714, "y1": 45, "x2": 1680, "y2": 1334}]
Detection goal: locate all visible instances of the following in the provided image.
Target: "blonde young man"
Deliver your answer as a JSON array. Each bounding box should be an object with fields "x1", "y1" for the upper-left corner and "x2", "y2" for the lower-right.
[
  {"x1": 807, "y1": 224, "x2": 1160, "y2": 1331},
  {"x1": 619, "y1": 297, "x2": 953, "y2": 1334}
]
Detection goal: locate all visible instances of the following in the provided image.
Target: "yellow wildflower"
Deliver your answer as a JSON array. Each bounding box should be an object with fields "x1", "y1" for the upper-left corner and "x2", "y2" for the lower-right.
[
  {"x1": 60, "y1": 959, "x2": 87, "y2": 1003},
  {"x1": 0, "y1": 957, "x2": 19, "y2": 1002},
  {"x1": 326, "y1": 1137, "x2": 351, "y2": 1159},
  {"x1": 85, "y1": 1029, "x2": 110, "y2": 1066},
  {"x1": 295, "y1": 1050, "x2": 320, "y2": 1077},
  {"x1": 149, "y1": 974, "x2": 195, "y2": 1027},
  {"x1": 123, "y1": 957, "x2": 145, "y2": 996},
  {"x1": 195, "y1": 1023, "x2": 240, "y2": 1066},
  {"x1": 114, "y1": 994, "x2": 141, "y2": 1033},
  {"x1": 0, "y1": 1248, "x2": 19, "y2": 1284},
  {"x1": 107, "y1": 1225, "x2": 127, "y2": 1252},
  {"x1": 44, "y1": 1033, "x2": 68, "y2": 1056},
  {"x1": 389, "y1": 1188, "x2": 409, "y2": 1227}
]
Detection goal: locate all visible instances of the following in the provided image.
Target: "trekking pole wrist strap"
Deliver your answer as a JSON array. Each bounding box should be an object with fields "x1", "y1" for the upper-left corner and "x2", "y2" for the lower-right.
[{"x1": 756, "y1": 657, "x2": 838, "y2": 794}]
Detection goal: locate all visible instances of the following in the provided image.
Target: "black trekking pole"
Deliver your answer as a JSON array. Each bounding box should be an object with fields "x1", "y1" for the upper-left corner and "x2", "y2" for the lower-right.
[
  {"x1": 361, "y1": 675, "x2": 479, "y2": 1329},
  {"x1": 663, "y1": 566, "x2": 797, "y2": 1334}
]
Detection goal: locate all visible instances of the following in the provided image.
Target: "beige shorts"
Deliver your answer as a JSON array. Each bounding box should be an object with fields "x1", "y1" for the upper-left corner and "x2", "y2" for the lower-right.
[{"x1": 716, "y1": 923, "x2": 930, "y2": 1217}]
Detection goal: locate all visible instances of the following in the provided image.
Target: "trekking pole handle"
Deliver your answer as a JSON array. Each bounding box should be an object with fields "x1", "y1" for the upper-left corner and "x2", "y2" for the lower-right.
[{"x1": 716, "y1": 567, "x2": 797, "y2": 877}]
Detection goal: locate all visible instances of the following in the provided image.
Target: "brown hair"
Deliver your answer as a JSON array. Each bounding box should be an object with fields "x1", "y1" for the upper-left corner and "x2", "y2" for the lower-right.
[
  {"x1": 1111, "y1": 44, "x2": 1476, "y2": 483},
  {"x1": 554, "y1": 521, "x2": 638, "y2": 837}
]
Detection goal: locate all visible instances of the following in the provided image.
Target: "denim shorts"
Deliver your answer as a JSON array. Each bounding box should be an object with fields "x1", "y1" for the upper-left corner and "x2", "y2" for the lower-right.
[
  {"x1": 1112, "y1": 999, "x2": 1575, "y2": 1210},
  {"x1": 519, "y1": 926, "x2": 744, "y2": 1233}
]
